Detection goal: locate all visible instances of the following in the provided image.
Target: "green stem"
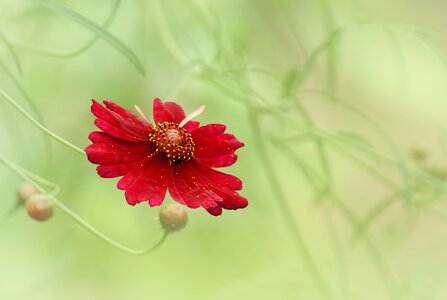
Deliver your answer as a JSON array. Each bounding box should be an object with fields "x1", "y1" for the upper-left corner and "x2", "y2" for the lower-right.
[
  {"x1": 17, "y1": 166, "x2": 61, "y2": 196},
  {"x1": 249, "y1": 110, "x2": 330, "y2": 296},
  {"x1": 0, "y1": 154, "x2": 167, "y2": 255},
  {"x1": 351, "y1": 192, "x2": 400, "y2": 242},
  {"x1": 55, "y1": 200, "x2": 169, "y2": 255},
  {"x1": 0, "y1": 88, "x2": 84, "y2": 156},
  {"x1": 292, "y1": 98, "x2": 332, "y2": 197},
  {"x1": 274, "y1": 137, "x2": 347, "y2": 297},
  {"x1": 271, "y1": 138, "x2": 328, "y2": 201},
  {"x1": 0, "y1": 62, "x2": 52, "y2": 158},
  {"x1": 0, "y1": 32, "x2": 22, "y2": 75}
]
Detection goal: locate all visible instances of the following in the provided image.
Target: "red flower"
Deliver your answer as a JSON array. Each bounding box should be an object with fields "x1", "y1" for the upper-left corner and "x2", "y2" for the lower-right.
[{"x1": 85, "y1": 98, "x2": 248, "y2": 216}]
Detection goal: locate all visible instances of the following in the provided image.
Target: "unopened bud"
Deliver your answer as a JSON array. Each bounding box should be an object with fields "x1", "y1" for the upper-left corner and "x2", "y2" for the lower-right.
[
  {"x1": 26, "y1": 194, "x2": 53, "y2": 221},
  {"x1": 159, "y1": 204, "x2": 188, "y2": 232},
  {"x1": 17, "y1": 182, "x2": 39, "y2": 204}
]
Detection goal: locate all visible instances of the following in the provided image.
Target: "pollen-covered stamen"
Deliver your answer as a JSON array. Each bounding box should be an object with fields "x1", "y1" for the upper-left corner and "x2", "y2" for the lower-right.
[{"x1": 149, "y1": 121, "x2": 195, "y2": 161}]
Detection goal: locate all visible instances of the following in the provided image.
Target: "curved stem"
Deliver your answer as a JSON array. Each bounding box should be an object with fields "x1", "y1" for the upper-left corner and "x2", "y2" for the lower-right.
[
  {"x1": 0, "y1": 88, "x2": 85, "y2": 156},
  {"x1": 0, "y1": 32, "x2": 22, "y2": 75},
  {"x1": 54, "y1": 200, "x2": 169, "y2": 255},
  {"x1": 292, "y1": 98, "x2": 332, "y2": 198},
  {"x1": 351, "y1": 192, "x2": 400, "y2": 243},
  {"x1": 17, "y1": 167, "x2": 60, "y2": 196},
  {"x1": 11, "y1": 0, "x2": 121, "y2": 58},
  {"x1": 0, "y1": 154, "x2": 167, "y2": 255},
  {"x1": 0, "y1": 62, "x2": 52, "y2": 158}
]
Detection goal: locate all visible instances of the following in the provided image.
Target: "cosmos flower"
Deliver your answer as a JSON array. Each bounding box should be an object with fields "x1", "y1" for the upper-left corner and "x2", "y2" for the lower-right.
[{"x1": 85, "y1": 98, "x2": 248, "y2": 216}]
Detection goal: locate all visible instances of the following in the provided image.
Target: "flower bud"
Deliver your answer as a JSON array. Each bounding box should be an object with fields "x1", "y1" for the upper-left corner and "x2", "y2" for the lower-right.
[
  {"x1": 17, "y1": 182, "x2": 39, "y2": 204},
  {"x1": 159, "y1": 204, "x2": 188, "y2": 232},
  {"x1": 26, "y1": 194, "x2": 54, "y2": 221}
]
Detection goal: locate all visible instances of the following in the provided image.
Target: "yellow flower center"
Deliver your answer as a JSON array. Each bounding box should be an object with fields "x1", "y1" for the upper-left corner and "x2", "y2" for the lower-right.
[{"x1": 149, "y1": 122, "x2": 195, "y2": 161}]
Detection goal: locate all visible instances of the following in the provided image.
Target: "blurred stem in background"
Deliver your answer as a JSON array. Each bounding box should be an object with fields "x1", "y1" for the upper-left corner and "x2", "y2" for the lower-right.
[
  {"x1": 249, "y1": 110, "x2": 330, "y2": 296},
  {"x1": 10, "y1": 0, "x2": 121, "y2": 59},
  {"x1": 0, "y1": 88, "x2": 85, "y2": 155}
]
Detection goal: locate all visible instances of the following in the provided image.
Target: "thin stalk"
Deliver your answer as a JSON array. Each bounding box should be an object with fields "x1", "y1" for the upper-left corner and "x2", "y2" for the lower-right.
[
  {"x1": 11, "y1": 0, "x2": 121, "y2": 58},
  {"x1": 0, "y1": 32, "x2": 22, "y2": 75},
  {"x1": 55, "y1": 200, "x2": 169, "y2": 255},
  {"x1": 0, "y1": 88, "x2": 84, "y2": 155},
  {"x1": 292, "y1": 98, "x2": 332, "y2": 197},
  {"x1": 351, "y1": 192, "x2": 401, "y2": 242},
  {"x1": 249, "y1": 110, "x2": 330, "y2": 296},
  {"x1": 274, "y1": 138, "x2": 347, "y2": 297},
  {"x1": 0, "y1": 62, "x2": 52, "y2": 158}
]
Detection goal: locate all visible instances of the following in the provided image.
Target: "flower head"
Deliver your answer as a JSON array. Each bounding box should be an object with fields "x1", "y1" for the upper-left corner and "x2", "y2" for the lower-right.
[{"x1": 85, "y1": 98, "x2": 248, "y2": 216}]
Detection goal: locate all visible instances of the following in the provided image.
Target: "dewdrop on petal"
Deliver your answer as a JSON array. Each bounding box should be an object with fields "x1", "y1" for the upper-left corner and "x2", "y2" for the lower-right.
[
  {"x1": 26, "y1": 194, "x2": 54, "y2": 221},
  {"x1": 17, "y1": 182, "x2": 39, "y2": 204},
  {"x1": 159, "y1": 204, "x2": 188, "y2": 232}
]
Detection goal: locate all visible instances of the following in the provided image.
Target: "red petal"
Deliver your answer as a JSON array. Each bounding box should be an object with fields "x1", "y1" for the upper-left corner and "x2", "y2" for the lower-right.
[
  {"x1": 117, "y1": 154, "x2": 170, "y2": 206},
  {"x1": 153, "y1": 98, "x2": 184, "y2": 123},
  {"x1": 85, "y1": 132, "x2": 153, "y2": 165},
  {"x1": 104, "y1": 101, "x2": 150, "y2": 131},
  {"x1": 91, "y1": 100, "x2": 150, "y2": 142},
  {"x1": 192, "y1": 124, "x2": 244, "y2": 168},
  {"x1": 206, "y1": 206, "x2": 222, "y2": 216},
  {"x1": 168, "y1": 160, "x2": 247, "y2": 215},
  {"x1": 152, "y1": 98, "x2": 200, "y2": 130},
  {"x1": 211, "y1": 186, "x2": 248, "y2": 210},
  {"x1": 191, "y1": 159, "x2": 243, "y2": 190},
  {"x1": 88, "y1": 131, "x2": 120, "y2": 143},
  {"x1": 183, "y1": 121, "x2": 200, "y2": 132},
  {"x1": 168, "y1": 161, "x2": 223, "y2": 209},
  {"x1": 97, "y1": 162, "x2": 138, "y2": 178}
]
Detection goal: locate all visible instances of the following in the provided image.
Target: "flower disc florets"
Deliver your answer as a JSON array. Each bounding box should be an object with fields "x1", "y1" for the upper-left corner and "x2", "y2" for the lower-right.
[{"x1": 149, "y1": 121, "x2": 195, "y2": 162}]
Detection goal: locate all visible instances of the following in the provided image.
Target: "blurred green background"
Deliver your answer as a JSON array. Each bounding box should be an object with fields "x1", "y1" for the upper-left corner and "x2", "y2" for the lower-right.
[{"x1": 1, "y1": 0, "x2": 447, "y2": 299}]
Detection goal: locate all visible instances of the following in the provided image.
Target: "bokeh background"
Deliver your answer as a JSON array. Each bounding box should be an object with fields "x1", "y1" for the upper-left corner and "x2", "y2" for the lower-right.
[{"x1": 1, "y1": 0, "x2": 447, "y2": 299}]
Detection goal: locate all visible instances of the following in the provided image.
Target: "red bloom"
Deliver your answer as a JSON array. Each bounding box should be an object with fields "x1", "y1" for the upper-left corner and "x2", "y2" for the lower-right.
[{"x1": 85, "y1": 98, "x2": 248, "y2": 216}]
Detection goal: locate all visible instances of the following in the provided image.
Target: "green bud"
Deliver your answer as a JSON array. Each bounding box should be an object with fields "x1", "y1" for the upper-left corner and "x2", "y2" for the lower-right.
[{"x1": 159, "y1": 204, "x2": 188, "y2": 232}]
